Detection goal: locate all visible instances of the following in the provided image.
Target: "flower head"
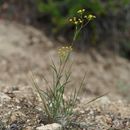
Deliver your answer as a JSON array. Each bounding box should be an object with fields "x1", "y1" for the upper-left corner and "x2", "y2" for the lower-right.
[
  {"x1": 69, "y1": 17, "x2": 79, "y2": 25},
  {"x1": 58, "y1": 46, "x2": 72, "y2": 61},
  {"x1": 69, "y1": 9, "x2": 96, "y2": 27},
  {"x1": 87, "y1": 14, "x2": 96, "y2": 21},
  {"x1": 77, "y1": 9, "x2": 85, "y2": 14}
]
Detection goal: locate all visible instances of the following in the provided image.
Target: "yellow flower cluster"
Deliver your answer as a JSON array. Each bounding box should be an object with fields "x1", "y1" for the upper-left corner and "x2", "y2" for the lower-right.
[
  {"x1": 77, "y1": 9, "x2": 85, "y2": 14},
  {"x1": 69, "y1": 17, "x2": 83, "y2": 25},
  {"x1": 69, "y1": 9, "x2": 96, "y2": 25},
  {"x1": 58, "y1": 46, "x2": 72, "y2": 59},
  {"x1": 87, "y1": 14, "x2": 96, "y2": 21}
]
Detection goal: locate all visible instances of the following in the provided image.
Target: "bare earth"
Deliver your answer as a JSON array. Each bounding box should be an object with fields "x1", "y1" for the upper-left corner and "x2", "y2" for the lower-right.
[{"x1": 0, "y1": 20, "x2": 130, "y2": 130}]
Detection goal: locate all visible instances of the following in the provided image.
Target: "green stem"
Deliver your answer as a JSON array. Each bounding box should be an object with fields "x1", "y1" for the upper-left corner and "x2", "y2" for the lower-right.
[
  {"x1": 72, "y1": 20, "x2": 90, "y2": 46},
  {"x1": 73, "y1": 25, "x2": 78, "y2": 42}
]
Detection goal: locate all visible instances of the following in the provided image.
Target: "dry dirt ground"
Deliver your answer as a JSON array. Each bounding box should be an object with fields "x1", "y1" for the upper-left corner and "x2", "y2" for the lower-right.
[{"x1": 0, "y1": 20, "x2": 130, "y2": 130}]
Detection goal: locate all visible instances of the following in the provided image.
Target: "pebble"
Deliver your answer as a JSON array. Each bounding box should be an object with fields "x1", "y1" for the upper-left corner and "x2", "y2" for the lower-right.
[{"x1": 36, "y1": 123, "x2": 62, "y2": 130}]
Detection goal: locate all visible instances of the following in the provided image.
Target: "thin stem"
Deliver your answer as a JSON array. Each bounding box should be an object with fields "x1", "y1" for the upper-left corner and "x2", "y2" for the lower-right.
[
  {"x1": 72, "y1": 25, "x2": 78, "y2": 44},
  {"x1": 72, "y1": 20, "x2": 90, "y2": 46},
  {"x1": 31, "y1": 73, "x2": 52, "y2": 121}
]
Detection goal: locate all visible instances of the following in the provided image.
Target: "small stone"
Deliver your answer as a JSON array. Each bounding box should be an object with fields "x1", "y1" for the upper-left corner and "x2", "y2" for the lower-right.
[
  {"x1": 9, "y1": 124, "x2": 19, "y2": 130},
  {"x1": 24, "y1": 126, "x2": 33, "y2": 130},
  {"x1": 36, "y1": 123, "x2": 62, "y2": 130}
]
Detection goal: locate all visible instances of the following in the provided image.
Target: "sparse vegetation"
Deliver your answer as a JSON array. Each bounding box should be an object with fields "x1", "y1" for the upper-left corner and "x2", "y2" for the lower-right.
[
  {"x1": 31, "y1": 9, "x2": 96, "y2": 129},
  {"x1": 0, "y1": 2, "x2": 130, "y2": 130}
]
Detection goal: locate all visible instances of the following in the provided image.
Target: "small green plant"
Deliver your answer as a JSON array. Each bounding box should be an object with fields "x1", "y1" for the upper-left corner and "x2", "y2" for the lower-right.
[{"x1": 31, "y1": 9, "x2": 95, "y2": 128}]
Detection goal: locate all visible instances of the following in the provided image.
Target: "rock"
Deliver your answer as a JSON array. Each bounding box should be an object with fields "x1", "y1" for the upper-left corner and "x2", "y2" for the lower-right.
[
  {"x1": 8, "y1": 123, "x2": 19, "y2": 130},
  {"x1": 0, "y1": 92, "x2": 11, "y2": 104},
  {"x1": 36, "y1": 123, "x2": 62, "y2": 130},
  {"x1": 24, "y1": 126, "x2": 33, "y2": 130}
]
